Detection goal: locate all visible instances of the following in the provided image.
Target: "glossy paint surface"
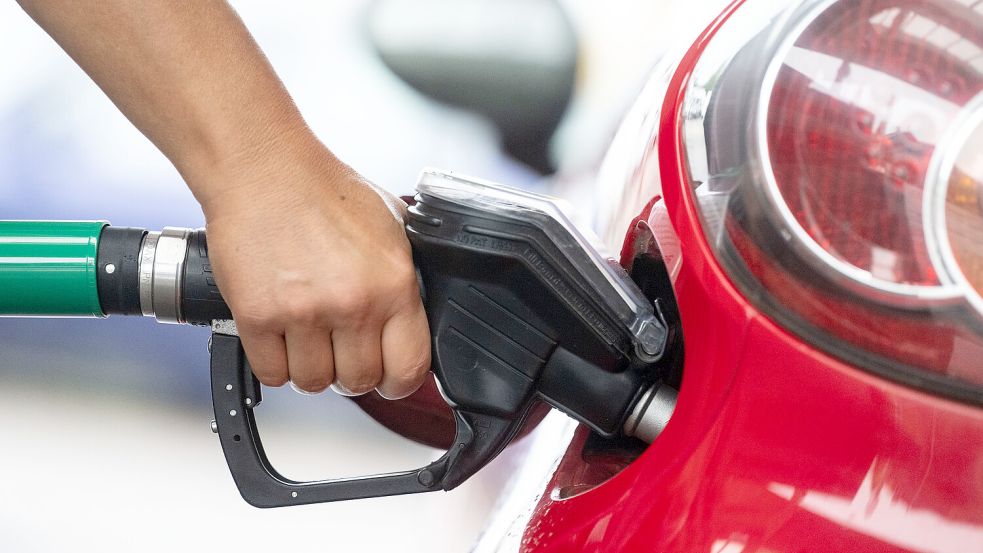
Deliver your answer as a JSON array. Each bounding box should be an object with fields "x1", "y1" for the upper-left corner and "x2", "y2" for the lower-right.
[
  {"x1": 0, "y1": 220, "x2": 104, "y2": 317},
  {"x1": 517, "y1": 2, "x2": 983, "y2": 551}
]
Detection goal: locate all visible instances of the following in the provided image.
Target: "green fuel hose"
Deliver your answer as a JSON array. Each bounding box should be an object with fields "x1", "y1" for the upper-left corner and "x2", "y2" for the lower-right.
[{"x1": 0, "y1": 220, "x2": 106, "y2": 317}]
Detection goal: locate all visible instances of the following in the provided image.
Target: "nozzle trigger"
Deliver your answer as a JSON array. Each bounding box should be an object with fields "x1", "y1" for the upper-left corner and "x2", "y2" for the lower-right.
[{"x1": 208, "y1": 329, "x2": 521, "y2": 507}]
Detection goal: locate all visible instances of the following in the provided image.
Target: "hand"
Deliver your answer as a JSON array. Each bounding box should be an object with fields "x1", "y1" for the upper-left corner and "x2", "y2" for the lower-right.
[{"x1": 198, "y1": 134, "x2": 431, "y2": 399}]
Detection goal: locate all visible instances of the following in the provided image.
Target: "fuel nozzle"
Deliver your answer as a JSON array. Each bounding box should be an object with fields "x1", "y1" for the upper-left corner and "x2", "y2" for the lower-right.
[{"x1": 410, "y1": 169, "x2": 672, "y2": 433}]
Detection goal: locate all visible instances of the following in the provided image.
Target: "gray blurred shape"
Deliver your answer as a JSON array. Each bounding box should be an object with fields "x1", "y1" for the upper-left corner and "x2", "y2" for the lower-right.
[{"x1": 365, "y1": 0, "x2": 578, "y2": 174}]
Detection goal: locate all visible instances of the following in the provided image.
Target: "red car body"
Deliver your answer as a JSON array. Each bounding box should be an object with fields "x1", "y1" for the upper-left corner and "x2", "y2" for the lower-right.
[{"x1": 365, "y1": 0, "x2": 983, "y2": 550}]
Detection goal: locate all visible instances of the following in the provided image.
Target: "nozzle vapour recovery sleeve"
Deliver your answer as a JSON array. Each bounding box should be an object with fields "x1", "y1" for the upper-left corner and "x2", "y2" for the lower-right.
[{"x1": 96, "y1": 226, "x2": 146, "y2": 316}]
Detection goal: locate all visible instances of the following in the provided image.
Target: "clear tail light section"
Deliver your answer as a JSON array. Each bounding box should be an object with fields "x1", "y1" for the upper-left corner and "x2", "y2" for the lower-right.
[
  {"x1": 932, "y1": 102, "x2": 983, "y2": 316},
  {"x1": 682, "y1": 0, "x2": 983, "y2": 401}
]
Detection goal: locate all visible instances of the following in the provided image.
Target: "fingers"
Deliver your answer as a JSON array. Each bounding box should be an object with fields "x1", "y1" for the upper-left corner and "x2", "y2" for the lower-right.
[
  {"x1": 330, "y1": 326, "x2": 384, "y2": 396},
  {"x1": 377, "y1": 302, "x2": 431, "y2": 399},
  {"x1": 284, "y1": 325, "x2": 335, "y2": 394},
  {"x1": 238, "y1": 306, "x2": 428, "y2": 399},
  {"x1": 238, "y1": 328, "x2": 289, "y2": 387}
]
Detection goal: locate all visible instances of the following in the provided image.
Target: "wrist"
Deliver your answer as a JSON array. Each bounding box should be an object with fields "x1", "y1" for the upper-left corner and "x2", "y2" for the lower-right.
[{"x1": 180, "y1": 115, "x2": 332, "y2": 217}]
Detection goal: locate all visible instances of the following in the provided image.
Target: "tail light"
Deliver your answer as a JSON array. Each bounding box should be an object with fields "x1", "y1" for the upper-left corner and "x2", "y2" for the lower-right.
[
  {"x1": 932, "y1": 103, "x2": 983, "y2": 316},
  {"x1": 682, "y1": 0, "x2": 983, "y2": 400}
]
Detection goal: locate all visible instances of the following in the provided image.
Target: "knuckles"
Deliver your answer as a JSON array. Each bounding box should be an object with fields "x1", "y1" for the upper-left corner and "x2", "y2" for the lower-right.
[
  {"x1": 329, "y1": 287, "x2": 373, "y2": 322},
  {"x1": 280, "y1": 295, "x2": 327, "y2": 327},
  {"x1": 389, "y1": 255, "x2": 418, "y2": 287},
  {"x1": 273, "y1": 285, "x2": 377, "y2": 326},
  {"x1": 231, "y1": 252, "x2": 419, "y2": 329},
  {"x1": 234, "y1": 308, "x2": 279, "y2": 334}
]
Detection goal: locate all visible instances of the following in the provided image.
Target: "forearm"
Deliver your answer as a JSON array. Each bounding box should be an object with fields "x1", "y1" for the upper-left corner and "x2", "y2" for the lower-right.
[{"x1": 16, "y1": 0, "x2": 314, "y2": 208}]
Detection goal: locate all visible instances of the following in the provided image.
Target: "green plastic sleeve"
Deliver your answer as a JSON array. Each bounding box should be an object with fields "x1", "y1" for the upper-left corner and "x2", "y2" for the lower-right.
[{"x1": 0, "y1": 220, "x2": 107, "y2": 317}]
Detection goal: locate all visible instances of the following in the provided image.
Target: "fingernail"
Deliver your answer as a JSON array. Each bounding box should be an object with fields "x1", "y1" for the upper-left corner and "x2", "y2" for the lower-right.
[
  {"x1": 375, "y1": 388, "x2": 406, "y2": 400},
  {"x1": 290, "y1": 381, "x2": 325, "y2": 396},
  {"x1": 330, "y1": 382, "x2": 367, "y2": 397}
]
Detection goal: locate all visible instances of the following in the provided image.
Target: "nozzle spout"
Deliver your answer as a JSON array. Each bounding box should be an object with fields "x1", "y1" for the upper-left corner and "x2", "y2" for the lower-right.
[{"x1": 623, "y1": 383, "x2": 677, "y2": 443}]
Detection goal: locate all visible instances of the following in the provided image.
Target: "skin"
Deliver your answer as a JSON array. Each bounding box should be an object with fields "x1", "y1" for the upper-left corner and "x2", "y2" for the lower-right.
[{"x1": 16, "y1": 1, "x2": 432, "y2": 399}]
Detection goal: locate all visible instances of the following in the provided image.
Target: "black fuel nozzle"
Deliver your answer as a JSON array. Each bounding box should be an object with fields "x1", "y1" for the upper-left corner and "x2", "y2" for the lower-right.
[
  {"x1": 407, "y1": 170, "x2": 670, "y2": 447},
  {"x1": 100, "y1": 169, "x2": 675, "y2": 508}
]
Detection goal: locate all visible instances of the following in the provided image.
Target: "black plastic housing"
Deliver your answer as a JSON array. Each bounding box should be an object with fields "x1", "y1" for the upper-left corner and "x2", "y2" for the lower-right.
[
  {"x1": 96, "y1": 226, "x2": 145, "y2": 316},
  {"x1": 407, "y1": 192, "x2": 657, "y2": 437},
  {"x1": 181, "y1": 230, "x2": 232, "y2": 324}
]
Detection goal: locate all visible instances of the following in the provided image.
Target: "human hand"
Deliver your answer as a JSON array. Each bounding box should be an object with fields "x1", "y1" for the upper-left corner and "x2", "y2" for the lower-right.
[{"x1": 197, "y1": 134, "x2": 431, "y2": 399}]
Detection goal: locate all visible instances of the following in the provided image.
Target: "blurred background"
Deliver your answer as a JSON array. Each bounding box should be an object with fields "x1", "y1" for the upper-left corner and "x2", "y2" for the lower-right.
[{"x1": 0, "y1": 0, "x2": 690, "y2": 550}]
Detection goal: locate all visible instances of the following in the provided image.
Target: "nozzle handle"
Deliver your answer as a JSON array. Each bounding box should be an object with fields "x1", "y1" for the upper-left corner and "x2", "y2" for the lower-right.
[{"x1": 209, "y1": 328, "x2": 521, "y2": 507}]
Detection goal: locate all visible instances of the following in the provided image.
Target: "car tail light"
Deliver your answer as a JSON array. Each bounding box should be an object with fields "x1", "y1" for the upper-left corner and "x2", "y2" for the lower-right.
[
  {"x1": 933, "y1": 105, "x2": 983, "y2": 315},
  {"x1": 682, "y1": 0, "x2": 983, "y2": 400}
]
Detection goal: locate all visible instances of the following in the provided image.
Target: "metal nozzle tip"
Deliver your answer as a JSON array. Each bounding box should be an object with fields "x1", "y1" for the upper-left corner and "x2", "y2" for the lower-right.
[{"x1": 623, "y1": 384, "x2": 677, "y2": 443}]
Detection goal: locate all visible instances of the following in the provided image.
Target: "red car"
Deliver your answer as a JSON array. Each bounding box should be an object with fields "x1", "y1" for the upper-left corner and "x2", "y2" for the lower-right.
[
  {"x1": 363, "y1": 0, "x2": 983, "y2": 549},
  {"x1": 2, "y1": 0, "x2": 979, "y2": 549}
]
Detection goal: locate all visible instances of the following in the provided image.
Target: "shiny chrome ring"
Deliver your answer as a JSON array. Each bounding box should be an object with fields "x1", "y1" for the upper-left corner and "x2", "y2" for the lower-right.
[
  {"x1": 138, "y1": 231, "x2": 160, "y2": 317},
  {"x1": 151, "y1": 227, "x2": 191, "y2": 324}
]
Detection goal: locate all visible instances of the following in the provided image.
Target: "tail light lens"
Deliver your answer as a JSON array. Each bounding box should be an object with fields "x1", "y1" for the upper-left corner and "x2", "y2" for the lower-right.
[
  {"x1": 682, "y1": 0, "x2": 983, "y2": 400},
  {"x1": 935, "y1": 108, "x2": 983, "y2": 315}
]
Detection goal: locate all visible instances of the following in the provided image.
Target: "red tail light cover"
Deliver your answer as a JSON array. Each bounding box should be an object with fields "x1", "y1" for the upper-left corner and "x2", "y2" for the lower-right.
[{"x1": 683, "y1": 0, "x2": 983, "y2": 399}]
